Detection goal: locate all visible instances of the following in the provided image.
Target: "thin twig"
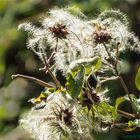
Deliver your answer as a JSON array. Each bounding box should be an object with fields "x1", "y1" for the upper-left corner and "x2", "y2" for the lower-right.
[
  {"x1": 113, "y1": 122, "x2": 128, "y2": 129},
  {"x1": 117, "y1": 109, "x2": 138, "y2": 120},
  {"x1": 40, "y1": 48, "x2": 61, "y2": 88},
  {"x1": 114, "y1": 42, "x2": 119, "y2": 71},
  {"x1": 11, "y1": 74, "x2": 55, "y2": 88},
  {"x1": 103, "y1": 42, "x2": 112, "y2": 61},
  {"x1": 100, "y1": 76, "x2": 119, "y2": 84},
  {"x1": 102, "y1": 42, "x2": 133, "y2": 108},
  {"x1": 48, "y1": 50, "x2": 55, "y2": 63},
  {"x1": 119, "y1": 76, "x2": 133, "y2": 104},
  {"x1": 102, "y1": 62, "x2": 114, "y2": 69}
]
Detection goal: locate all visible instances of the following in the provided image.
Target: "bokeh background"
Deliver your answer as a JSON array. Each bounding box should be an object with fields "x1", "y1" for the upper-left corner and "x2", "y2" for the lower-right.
[{"x1": 0, "y1": 0, "x2": 140, "y2": 140}]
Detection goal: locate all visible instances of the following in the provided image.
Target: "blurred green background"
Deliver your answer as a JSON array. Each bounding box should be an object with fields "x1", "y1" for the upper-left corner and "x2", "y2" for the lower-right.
[{"x1": 0, "y1": 0, "x2": 140, "y2": 140}]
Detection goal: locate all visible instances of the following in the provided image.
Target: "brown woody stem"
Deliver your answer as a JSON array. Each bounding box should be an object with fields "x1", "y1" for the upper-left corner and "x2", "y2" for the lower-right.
[
  {"x1": 117, "y1": 109, "x2": 137, "y2": 120},
  {"x1": 11, "y1": 74, "x2": 55, "y2": 88},
  {"x1": 113, "y1": 122, "x2": 128, "y2": 129},
  {"x1": 102, "y1": 42, "x2": 133, "y2": 108},
  {"x1": 40, "y1": 48, "x2": 61, "y2": 88}
]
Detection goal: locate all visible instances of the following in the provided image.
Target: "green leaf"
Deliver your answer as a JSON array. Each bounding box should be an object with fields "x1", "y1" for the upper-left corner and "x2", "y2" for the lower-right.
[
  {"x1": 94, "y1": 102, "x2": 117, "y2": 122},
  {"x1": 115, "y1": 95, "x2": 140, "y2": 114},
  {"x1": 66, "y1": 66, "x2": 85, "y2": 99},
  {"x1": 135, "y1": 67, "x2": 140, "y2": 91},
  {"x1": 115, "y1": 96, "x2": 128, "y2": 109},
  {"x1": 125, "y1": 119, "x2": 140, "y2": 131},
  {"x1": 122, "y1": 125, "x2": 137, "y2": 132},
  {"x1": 93, "y1": 57, "x2": 102, "y2": 72},
  {"x1": 128, "y1": 120, "x2": 137, "y2": 127},
  {"x1": 84, "y1": 57, "x2": 102, "y2": 75},
  {"x1": 114, "y1": 121, "x2": 136, "y2": 132},
  {"x1": 85, "y1": 67, "x2": 91, "y2": 75},
  {"x1": 67, "y1": 56, "x2": 101, "y2": 74},
  {"x1": 115, "y1": 94, "x2": 136, "y2": 109}
]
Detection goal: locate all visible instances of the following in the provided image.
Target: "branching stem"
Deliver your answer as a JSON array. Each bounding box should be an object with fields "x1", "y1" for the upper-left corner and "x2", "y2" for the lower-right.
[
  {"x1": 40, "y1": 48, "x2": 61, "y2": 88},
  {"x1": 102, "y1": 42, "x2": 133, "y2": 108},
  {"x1": 11, "y1": 74, "x2": 55, "y2": 88}
]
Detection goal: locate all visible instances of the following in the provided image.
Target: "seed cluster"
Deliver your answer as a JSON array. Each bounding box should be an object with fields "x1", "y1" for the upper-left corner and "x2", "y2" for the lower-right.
[
  {"x1": 93, "y1": 23, "x2": 111, "y2": 43},
  {"x1": 53, "y1": 104, "x2": 73, "y2": 126},
  {"x1": 82, "y1": 91, "x2": 100, "y2": 110},
  {"x1": 49, "y1": 23, "x2": 69, "y2": 39}
]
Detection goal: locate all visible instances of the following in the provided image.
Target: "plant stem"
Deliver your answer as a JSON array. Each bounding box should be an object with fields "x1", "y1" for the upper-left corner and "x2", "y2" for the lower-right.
[
  {"x1": 40, "y1": 48, "x2": 61, "y2": 88},
  {"x1": 119, "y1": 76, "x2": 133, "y2": 103},
  {"x1": 113, "y1": 122, "x2": 129, "y2": 129},
  {"x1": 117, "y1": 109, "x2": 137, "y2": 120},
  {"x1": 11, "y1": 74, "x2": 55, "y2": 88},
  {"x1": 100, "y1": 76, "x2": 119, "y2": 84},
  {"x1": 113, "y1": 122, "x2": 136, "y2": 130},
  {"x1": 102, "y1": 42, "x2": 133, "y2": 107},
  {"x1": 103, "y1": 42, "x2": 112, "y2": 61}
]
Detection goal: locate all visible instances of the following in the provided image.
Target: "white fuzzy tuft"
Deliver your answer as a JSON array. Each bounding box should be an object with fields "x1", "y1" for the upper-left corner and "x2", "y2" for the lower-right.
[
  {"x1": 18, "y1": 8, "x2": 140, "y2": 76},
  {"x1": 20, "y1": 93, "x2": 94, "y2": 140}
]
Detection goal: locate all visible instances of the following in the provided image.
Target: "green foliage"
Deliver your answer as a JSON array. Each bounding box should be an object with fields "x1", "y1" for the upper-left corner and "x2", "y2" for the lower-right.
[
  {"x1": 0, "y1": 0, "x2": 140, "y2": 139},
  {"x1": 123, "y1": 122, "x2": 137, "y2": 132},
  {"x1": 94, "y1": 102, "x2": 117, "y2": 123},
  {"x1": 66, "y1": 66, "x2": 85, "y2": 99},
  {"x1": 135, "y1": 67, "x2": 140, "y2": 91},
  {"x1": 115, "y1": 95, "x2": 139, "y2": 113},
  {"x1": 127, "y1": 119, "x2": 140, "y2": 131},
  {"x1": 93, "y1": 57, "x2": 102, "y2": 73},
  {"x1": 68, "y1": 56, "x2": 101, "y2": 74},
  {"x1": 68, "y1": 0, "x2": 117, "y2": 15},
  {"x1": 131, "y1": 119, "x2": 140, "y2": 128},
  {"x1": 0, "y1": 0, "x2": 49, "y2": 137},
  {"x1": 115, "y1": 95, "x2": 140, "y2": 131},
  {"x1": 115, "y1": 96, "x2": 129, "y2": 109}
]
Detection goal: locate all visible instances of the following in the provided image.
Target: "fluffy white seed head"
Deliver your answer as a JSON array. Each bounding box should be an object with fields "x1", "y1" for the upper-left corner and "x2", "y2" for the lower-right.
[
  {"x1": 18, "y1": 8, "x2": 140, "y2": 76},
  {"x1": 20, "y1": 93, "x2": 93, "y2": 140}
]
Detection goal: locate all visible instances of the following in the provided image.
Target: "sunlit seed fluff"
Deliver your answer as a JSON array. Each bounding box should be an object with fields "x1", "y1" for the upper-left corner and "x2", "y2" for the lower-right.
[
  {"x1": 85, "y1": 10, "x2": 140, "y2": 65},
  {"x1": 125, "y1": 32, "x2": 140, "y2": 53},
  {"x1": 90, "y1": 20, "x2": 125, "y2": 52},
  {"x1": 46, "y1": 9, "x2": 96, "y2": 75},
  {"x1": 97, "y1": 10, "x2": 140, "y2": 53},
  {"x1": 20, "y1": 93, "x2": 94, "y2": 140},
  {"x1": 18, "y1": 8, "x2": 96, "y2": 75},
  {"x1": 18, "y1": 8, "x2": 140, "y2": 75},
  {"x1": 46, "y1": 9, "x2": 96, "y2": 72},
  {"x1": 98, "y1": 10, "x2": 128, "y2": 26},
  {"x1": 41, "y1": 8, "x2": 88, "y2": 49}
]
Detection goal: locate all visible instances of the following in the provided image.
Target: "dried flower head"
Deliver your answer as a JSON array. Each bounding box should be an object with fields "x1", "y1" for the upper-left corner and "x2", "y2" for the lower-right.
[
  {"x1": 19, "y1": 9, "x2": 140, "y2": 76},
  {"x1": 93, "y1": 22, "x2": 111, "y2": 44},
  {"x1": 20, "y1": 93, "x2": 93, "y2": 140},
  {"x1": 84, "y1": 10, "x2": 140, "y2": 65},
  {"x1": 81, "y1": 88, "x2": 109, "y2": 110},
  {"x1": 49, "y1": 23, "x2": 69, "y2": 39},
  {"x1": 18, "y1": 8, "x2": 97, "y2": 75},
  {"x1": 14, "y1": 8, "x2": 140, "y2": 140}
]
